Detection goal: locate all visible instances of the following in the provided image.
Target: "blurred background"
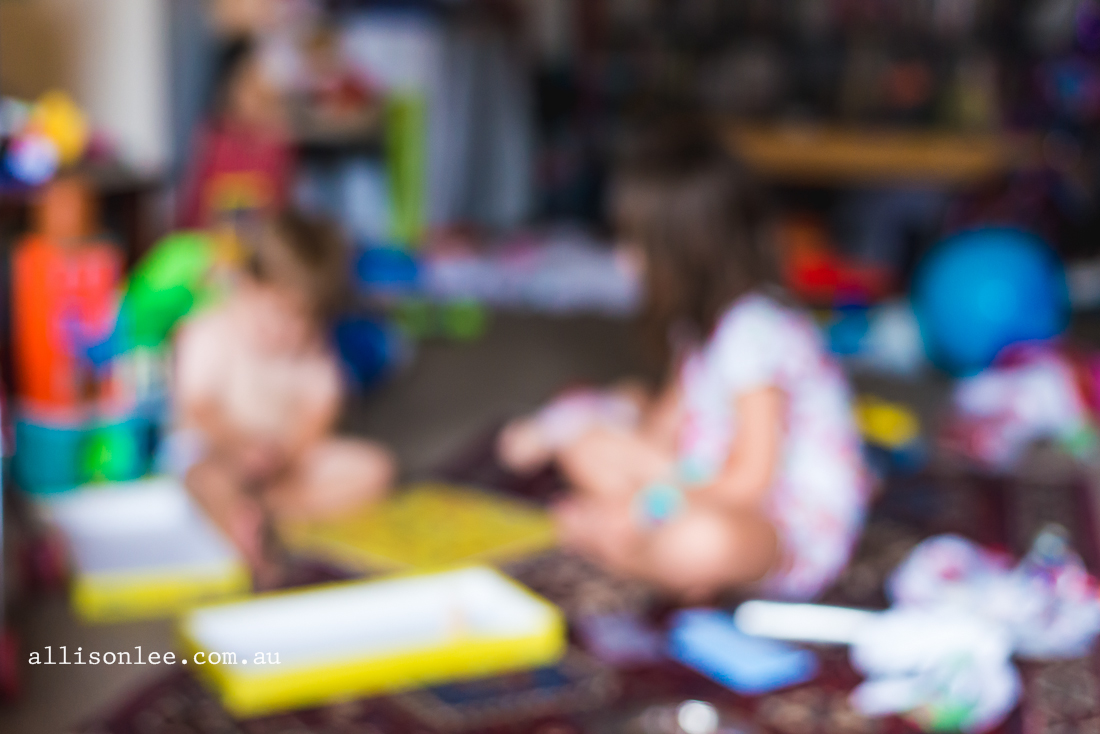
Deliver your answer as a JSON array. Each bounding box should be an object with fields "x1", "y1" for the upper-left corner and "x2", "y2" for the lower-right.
[{"x1": 2, "y1": 1, "x2": 1100, "y2": 733}]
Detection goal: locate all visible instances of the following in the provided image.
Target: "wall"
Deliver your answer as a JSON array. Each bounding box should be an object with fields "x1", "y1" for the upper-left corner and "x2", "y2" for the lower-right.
[{"x1": 0, "y1": 0, "x2": 169, "y2": 172}]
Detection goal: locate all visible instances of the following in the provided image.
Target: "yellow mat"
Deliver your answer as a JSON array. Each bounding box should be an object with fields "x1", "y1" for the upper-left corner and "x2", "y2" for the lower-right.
[{"x1": 282, "y1": 483, "x2": 557, "y2": 571}]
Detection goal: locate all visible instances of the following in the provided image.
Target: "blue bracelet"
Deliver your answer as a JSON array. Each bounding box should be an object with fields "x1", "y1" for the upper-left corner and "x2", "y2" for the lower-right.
[
  {"x1": 635, "y1": 481, "x2": 685, "y2": 526},
  {"x1": 634, "y1": 457, "x2": 716, "y2": 527},
  {"x1": 678, "y1": 456, "x2": 715, "y2": 487}
]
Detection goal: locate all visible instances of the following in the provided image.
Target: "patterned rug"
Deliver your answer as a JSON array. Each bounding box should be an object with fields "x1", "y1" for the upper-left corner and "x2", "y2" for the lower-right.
[{"x1": 74, "y1": 435, "x2": 1100, "y2": 734}]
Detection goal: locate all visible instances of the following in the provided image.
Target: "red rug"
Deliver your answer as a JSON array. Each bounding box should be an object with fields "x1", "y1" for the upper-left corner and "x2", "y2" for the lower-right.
[{"x1": 73, "y1": 433, "x2": 1100, "y2": 734}]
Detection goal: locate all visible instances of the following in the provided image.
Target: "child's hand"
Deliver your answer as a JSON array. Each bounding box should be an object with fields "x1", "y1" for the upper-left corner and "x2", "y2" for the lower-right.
[
  {"x1": 558, "y1": 426, "x2": 673, "y2": 502},
  {"x1": 497, "y1": 419, "x2": 555, "y2": 474}
]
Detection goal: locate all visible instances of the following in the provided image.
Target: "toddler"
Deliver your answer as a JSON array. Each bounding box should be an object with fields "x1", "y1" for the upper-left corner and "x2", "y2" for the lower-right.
[
  {"x1": 500, "y1": 128, "x2": 869, "y2": 601},
  {"x1": 170, "y1": 211, "x2": 394, "y2": 573},
  {"x1": 179, "y1": 37, "x2": 294, "y2": 230}
]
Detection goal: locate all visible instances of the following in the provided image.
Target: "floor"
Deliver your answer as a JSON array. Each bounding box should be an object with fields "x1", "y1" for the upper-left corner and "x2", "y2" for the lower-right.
[
  {"x1": 5, "y1": 310, "x2": 1097, "y2": 732},
  {"x1": 0, "y1": 313, "x2": 647, "y2": 734}
]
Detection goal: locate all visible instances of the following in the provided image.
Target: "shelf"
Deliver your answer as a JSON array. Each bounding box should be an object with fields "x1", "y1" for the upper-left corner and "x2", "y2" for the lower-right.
[{"x1": 723, "y1": 124, "x2": 1043, "y2": 186}]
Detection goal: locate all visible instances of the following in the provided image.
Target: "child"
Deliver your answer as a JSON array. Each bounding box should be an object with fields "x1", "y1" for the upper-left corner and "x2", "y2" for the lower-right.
[
  {"x1": 178, "y1": 37, "x2": 294, "y2": 230},
  {"x1": 499, "y1": 128, "x2": 869, "y2": 601},
  {"x1": 170, "y1": 211, "x2": 394, "y2": 573}
]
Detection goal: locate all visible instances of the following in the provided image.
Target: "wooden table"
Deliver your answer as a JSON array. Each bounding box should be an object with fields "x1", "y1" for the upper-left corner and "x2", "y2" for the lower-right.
[{"x1": 723, "y1": 123, "x2": 1044, "y2": 186}]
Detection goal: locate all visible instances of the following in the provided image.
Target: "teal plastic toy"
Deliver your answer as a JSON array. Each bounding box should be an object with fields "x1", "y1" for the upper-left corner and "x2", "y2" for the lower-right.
[{"x1": 15, "y1": 416, "x2": 150, "y2": 493}]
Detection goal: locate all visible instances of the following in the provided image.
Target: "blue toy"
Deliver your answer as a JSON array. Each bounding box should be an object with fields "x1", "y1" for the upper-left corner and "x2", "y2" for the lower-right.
[
  {"x1": 912, "y1": 228, "x2": 1069, "y2": 376},
  {"x1": 668, "y1": 609, "x2": 818, "y2": 695},
  {"x1": 333, "y1": 316, "x2": 407, "y2": 390},
  {"x1": 356, "y1": 246, "x2": 420, "y2": 297}
]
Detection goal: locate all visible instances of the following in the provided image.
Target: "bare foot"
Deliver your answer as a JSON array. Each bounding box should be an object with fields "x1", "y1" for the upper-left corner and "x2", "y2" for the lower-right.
[
  {"x1": 497, "y1": 418, "x2": 554, "y2": 474},
  {"x1": 552, "y1": 495, "x2": 643, "y2": 575}
]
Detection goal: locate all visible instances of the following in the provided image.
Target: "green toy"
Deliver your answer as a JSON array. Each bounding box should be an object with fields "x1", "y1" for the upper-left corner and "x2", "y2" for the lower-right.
[
  {"x1": 118, "y1": 231, "x2": 223, "y2": 349},
  {"x1": 394, "y1": 297, "x2": 488, "y2": 342},
  {"x1": 87, "y1": 231, "x2": 228, "y2": 367},
  {"x1": 80, "y1": 423, "x2": 143, "y2": 483},
  {"x1": 439, "y1": 300, "x2": 487, "y2": 342}
]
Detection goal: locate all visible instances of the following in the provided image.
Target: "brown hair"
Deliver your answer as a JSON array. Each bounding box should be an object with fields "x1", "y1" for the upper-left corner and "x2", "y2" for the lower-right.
[
  {"x1": 246, "y1": 210, "x2": 349, "y2": 320},
  {"x1": 613, "y1": 121, "x2": 773, "y2": 362}
]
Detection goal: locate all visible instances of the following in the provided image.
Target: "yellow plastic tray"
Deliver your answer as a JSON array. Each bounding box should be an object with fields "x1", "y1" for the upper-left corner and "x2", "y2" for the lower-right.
[
  {"x1": 178, "y1": 566, "x2": 566, "y2": 718},
  {"x1": 44, "y1": 477, "x2": 251, "y2": 623},
  {"x1": 71, "y1": 564, "x2": 250, "y2": 624},
  {"x1": 282, "y1": 483, "x2": 557, "y2": 571}
]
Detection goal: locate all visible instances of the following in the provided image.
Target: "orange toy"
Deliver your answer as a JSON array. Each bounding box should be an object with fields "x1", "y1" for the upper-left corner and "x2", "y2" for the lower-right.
[{"x1": 12, "y1": 178, "x2": 123, "y2": 420}]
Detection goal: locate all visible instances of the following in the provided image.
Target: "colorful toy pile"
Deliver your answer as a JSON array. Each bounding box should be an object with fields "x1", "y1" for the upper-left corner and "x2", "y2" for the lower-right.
[
  {"x1": 0, "y1": 91, "x2": 90, "y2": 186},
  {"x1": 11, "y1": 181, "x2": 240, "y2": 492},
  {"x1": 736, "y1": 526, "x2": 1100, "y2": 733},
  {"x1": 945, "y1": 343, "x2": 1100, "y2": 470},
  {"x1": 10, "y1": 177, "x2": 144, "y2": 492}
]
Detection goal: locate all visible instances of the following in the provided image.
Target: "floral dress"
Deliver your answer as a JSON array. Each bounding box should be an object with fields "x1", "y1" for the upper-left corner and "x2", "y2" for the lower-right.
[{"x1": 678, "y1": 293, "x2": 870, "y2": 600}]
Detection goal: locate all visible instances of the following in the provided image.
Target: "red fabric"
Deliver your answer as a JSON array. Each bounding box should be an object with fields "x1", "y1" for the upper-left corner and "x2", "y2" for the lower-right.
[{"x1": 178, "y1": 121, "x2": 295, "y2": 229}]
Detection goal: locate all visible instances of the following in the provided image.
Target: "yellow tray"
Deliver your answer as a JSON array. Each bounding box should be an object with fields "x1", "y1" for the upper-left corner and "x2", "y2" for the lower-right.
[
  {"x1": 282, "y1": 482, "x2": 557, "y2": 571},
  {"x1": 178, "y1": 566, "x2": 566, "y2": 717},
  {"x1": 44, "y1": 477, "x2": 250, "y2": 623}
]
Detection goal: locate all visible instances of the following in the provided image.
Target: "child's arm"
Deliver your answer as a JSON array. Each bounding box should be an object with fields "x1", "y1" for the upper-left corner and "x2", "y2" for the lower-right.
[
  {"x1": 278, "y1": 351, "x2": 342, "y2": 459},
  {"x1": 640, "y1": 379, "x2": 683, "y2": 453},
  {"x1": 174, "y1": 316, "x2": 253, "y2": 457},
  {"x1": 694, "y1": 386, "x2": 785, "y2": 511}
]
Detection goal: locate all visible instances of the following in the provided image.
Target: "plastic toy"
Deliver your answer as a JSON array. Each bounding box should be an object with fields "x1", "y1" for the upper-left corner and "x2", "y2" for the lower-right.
[
  {"x1": 422, "y1": 236, "x2": 641, "y2": 315},
  {"x1": 356, "y1": 245, "x2": 420, "y2": 297},
  {"x1": 12, "y1": 177, "x2": 122, "y2": 415},
  {"x1": 394, "y1": 297, "x2": 435, "y2": 338},
  {"x1": 13, "y1": 416, "x2": 150, "y2": 494},
  {"x1": 394, "y1": 297, "x2": 489, "y2": 342},
  {"x1": 45, "y1": 477, "x2": 249, "y2": 623},
  {"x1": 736, "y1": 528, "x2": 1100, "y2": 733},
  {"x1": 332, "y1": 315, "x2": 408, "y2": 389},
  {"x1": 6, "y1": 132, "x2": 59, "y2": 185},
  {"x1": 738, "y1": 602, "x2": 1017, "y2": 733},
  {"x1": 79, "y1": 421, "x2": 146, "y2": 484},
  {"x1": 2, "y1": 90, "x2": 89, "y2": 184},
  {"x1": 946, "y1": 344, "x2": 1097, "y2": 469},
  {"x1": 13, "y1": 419, "x2": 87, "y2": 493},
  {"x1": 10, "y1": 178, "x2": 161, "y2": 492},
  {"x1": 856, "y1": 395, "x2": 925, "y2": 475},
  {"x1": 669, "y1": 609, "x2": 818, "y2": 695},
  {"x1": 282, "y1": 483, "x2": 556, "y2": 572},
  {"x1": 85, "y1": 230, "x2": 235, "y2": 378},
  {"x1": 913, "y1": 228, "x2": 1070, "y2": 376},
  {"x1": 180, "y1": 566, "x2": 565, "y2": 716},
  {"x1": 113, "y1": 231, "x2": 226, "y2": 356},
  {"x1": 828, "y1": 299, "x2": 927, "y2": 376},
  {"x1": 27, "y1": 90, "x2": 89, "y2": 166},
  {"x1": 439, "y1": 300, "x2": 487, "y2": 341},
  {"x1": 778, "y1": 216, "x2": 892, "y2": 306}
]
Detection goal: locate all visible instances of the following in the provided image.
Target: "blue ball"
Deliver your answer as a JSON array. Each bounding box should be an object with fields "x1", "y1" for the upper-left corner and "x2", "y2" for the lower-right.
[{"x1": 913, "y1": 228, "x2": 1069, "y2": 376}]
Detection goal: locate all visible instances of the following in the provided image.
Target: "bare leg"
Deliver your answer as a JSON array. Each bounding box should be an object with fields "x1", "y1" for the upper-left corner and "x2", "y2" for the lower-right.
[
  {"x1": 185, "y1": 458, "x2": 267, "y2": 571},
  {"x1": 556, "y1": 425, "x2": 674, "y2": 502},
  {"x1": 265, "y1": 437, "x2": 395, "y2": 521},
  {"x1": 645, "y1": 508, "x2": 779, "y2": 600},
  {"x1": 556, "y1": 495, "x2": 779, "y2": 601}
]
